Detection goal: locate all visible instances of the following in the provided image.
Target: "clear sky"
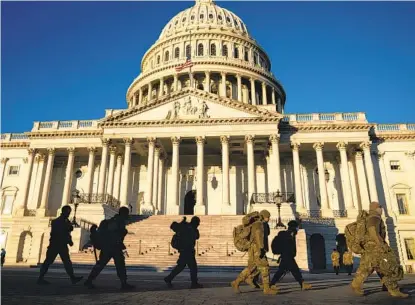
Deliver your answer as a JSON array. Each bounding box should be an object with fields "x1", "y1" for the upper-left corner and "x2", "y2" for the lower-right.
[{"x1": 1, "y1": 1, "x2": 415, "y2": 133}]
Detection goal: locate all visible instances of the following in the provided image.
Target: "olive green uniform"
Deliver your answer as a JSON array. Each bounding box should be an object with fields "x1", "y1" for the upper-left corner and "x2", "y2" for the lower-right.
[
  {"x1": 331, "y1": 250, "x2": 340, "y2": 275},
  {"x1": 343, "y1": 251, "x2": 353, "y2": 275}
]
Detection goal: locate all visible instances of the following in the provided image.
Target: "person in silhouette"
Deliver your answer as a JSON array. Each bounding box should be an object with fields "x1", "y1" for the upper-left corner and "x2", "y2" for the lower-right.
[
  {"x1": 37, "y1": 205, "x2": 83, "y2": 285},
  {"x1": 164, "y1": 216, "x2": 203, "y2": 289},
  {"x1": 270, "y1": 220, "x2": 311, "y2": 291},
  {"x1": 84, "y1": 206, "x2": 134, "y2": 290},
  {"x1": 1, "y1": 248, "x2": 6, "y2": 267}
]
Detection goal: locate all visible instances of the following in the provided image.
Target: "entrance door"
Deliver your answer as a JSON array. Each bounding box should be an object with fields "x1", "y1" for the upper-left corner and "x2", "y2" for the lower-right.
[
  {"x1": 184, "y1": 190, "x2": 196, "y2": 215},
  {"x1": 310, "y1": 233, "x2": 326, "y2": 270}
]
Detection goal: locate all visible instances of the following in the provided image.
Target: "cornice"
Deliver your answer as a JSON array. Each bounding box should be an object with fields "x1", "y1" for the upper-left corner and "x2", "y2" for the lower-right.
[
  {"x1": 27, "y1": 130, "x2": 103, "y2": 139},
  {"x1": 0, "y1": 142, "x2": 30, "y2": 149},
  {"x1": 279, "y1": 122, "x2": 371, "y2": 133},
  {"x1": 371, "y1": 133, "x2": 415, "y2": 142}
]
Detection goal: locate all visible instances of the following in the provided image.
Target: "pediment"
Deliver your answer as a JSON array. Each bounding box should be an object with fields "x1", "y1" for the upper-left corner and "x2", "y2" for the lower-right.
[{"x1": 101, "y1": 89, "x2": 280, "y2": 126}]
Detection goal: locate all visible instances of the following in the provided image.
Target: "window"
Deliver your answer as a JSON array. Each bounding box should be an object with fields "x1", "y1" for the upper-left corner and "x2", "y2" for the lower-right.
[
  {"x1": 390, "y1": 160, "x2": 401, "y2": 171},
  {"x1": 244, "y1": 48, "x2": 249, "y2": 61},
  {"x1": 222, "y1": 45, "x2": 228, "y2": 57},
  {"x1": 396, "y1": 194, "x2": 409, "y2": 215},
  {"x1": 198, "y1": 43, "x2": 204, "y2": 56},
  {"x1": 164, "y1": 51, "x2": 169, "y2": 62},
  {"x1": 182, "y1": 17, "x2": 186, "y2": 22},
  {"x1": 157, "y1": 55, "x2": 160, "y2": 64},
  {"x1": 234, "y1": 46, "x2": 239, "y2": 59},
  {"x1": 404, "y1": 238, "x2": 415, "y2": 260},
  {"x1": 174, "y1": 47, "x2": 180, "y2": 59},
  {"x1": 254, "y1": 53, "x2": 258, "y2": 65},
  {"x1": 218, "y1": 15, "x2": 222, "y2": 20},
  {"x1": 200, "y1": 14, "x2": 204, "y2": 20},
  {"x1": 191, "y1": 15, "x2": 195, "y2": 21},
  {"x1": 226, "y1": 17, "x2": 231, "y2": 23},
  {"x1": 2, "y1": 195, "x2": 14, "y2": 215},
  {"x1": 8, "y1": 166, "x2": 19, "y2": 176},
  {"x1": 209, "y1": 13, "x2": 213, "y2": 20},
  {"x1": 210, "y1": 43, "x2": 216, "y2": 56},
  {"x1": 186, "y1": 45, "x2": 191, "y2": 58}
]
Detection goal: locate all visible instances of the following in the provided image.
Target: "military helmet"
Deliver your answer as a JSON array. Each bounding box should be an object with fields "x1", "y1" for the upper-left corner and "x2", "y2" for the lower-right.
[
  {"x1": 287, "y1": 220, "x2": 299, "y2": 228},
  {"x1": 260, "y1": 210, "x2": 271, "y2": 219}
]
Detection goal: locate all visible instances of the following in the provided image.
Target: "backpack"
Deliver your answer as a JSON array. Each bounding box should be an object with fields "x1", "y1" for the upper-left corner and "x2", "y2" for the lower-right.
[
  {"x1": 89, "y1": 219, "x2": 109, "y2": 250},
  {"x1": 170, "y1": 220, "x2": 188, "y2": 250},
  {"x1": 233, "y1": 212, "x2": 260, "y2": 252},
  {"x1": 345, "y1": 210, "x2": 369, "y2": 254},
  {"x1": 271, "y1": 231, "x2": 286, "y2": 255}
]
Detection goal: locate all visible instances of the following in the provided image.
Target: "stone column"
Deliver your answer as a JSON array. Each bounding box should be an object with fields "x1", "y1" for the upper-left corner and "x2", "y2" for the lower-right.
[
  {"x1": 39, "y1": 148, "x2": 55, "y2": 214},
  {"x1": 360, "y1": 141, "x2": 379, "y2": 202},
  {"x1": 159, "y1": 77, "x2": 164, "y2": 98},
  {"x1": 133, "y1": 94, "x2": 137, "y2": 107},
  {"x1": 291, "y1": 142, "x2": 304, "y2": 211},
  {"x1": 17, "y1": 149, "x2": 36, "y2": 213},
  {"x1": 277, "y1": 98, "x2": 282, "y2": 113},
  {"x1": 205, "y1": 71, "x2": 210, "y2": 93},
  {"x1": 98, "y1": 139, "x2": 109, "y2": 195},
  {"x1": 272, "y1": 88, "x2": 276, "y2": 105},
  {"x1": 61, "y1": 148, "x2": 75, "y2": 206},
  {"x1": 195, "y1": 136, "x2": 206, "y2": 214},
  {"x1": 313, "y1": 142, "x2": 329, "y2": 213},
  {"x1": 0, "y1": 158, "x2": 9, "y2": 188},
  {"x1": 152, "y1": 147, "x2": 161, "y2": 213},
  {"x1": 157, "y1": 153, "x2": 165, "y2": 214},
  {"x1": 113, "y1": 154, "x2": 123, "y2": 200},
  {"x1": 354, "y1": 150, "x2": 370, "y2": 211},
  {"x1": 32, "y1": 153, "x2": 46, "y2": 210},
  {"x1": 107, "y1": 146, "x2": 117, "y2": 197},
  {"x1": 270, "y1": 135, "x2": 281, "y2": 192},
  {"x1": 171, "y1": 137, "x2": 180, "y2": 207},
  {"x1": 221, "y1": 72, "x2": 226, "y2": 97},
  {"x1": 120, "y1": 138, "x2": 133, "y2": 207},
  {"x1": 143, "y1": 137, "x2": 156, "y2": 211},
  {"x1": 220, "y1": 136, "x2": 230, "y2": 206},
  {"x1": 139, "y1": 88, "x2": 143, "y2": 104},
  {"x1": 174, "y1": 74, "x2": 178, "y2": 92},
  {"x1": 337, "y1": 142, "x2": 354, "y2": 208},
  {"x1": 237, "y1": 74, "x2": 242, "y2": 102},
  {"x1": 148, "y1": 82, "x2": 153, "y2": 100},
  {"x1": 245, "y1": 135, "x2": 256, "y2": 208},
  {"x1": 86, "y1": 147, "x2": 96, "y2": 195},
  {"x1": 262, "y1": 82, "x2": 267, "y2": 105},
  {"x1": 250, "y1": 78, "x2": 256, "y2": 105}
]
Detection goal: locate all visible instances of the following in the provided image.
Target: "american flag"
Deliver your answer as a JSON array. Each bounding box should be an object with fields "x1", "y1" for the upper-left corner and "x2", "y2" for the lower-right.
[{"x1": 175, "y1": 56, "x2": 193, "y2": 72}]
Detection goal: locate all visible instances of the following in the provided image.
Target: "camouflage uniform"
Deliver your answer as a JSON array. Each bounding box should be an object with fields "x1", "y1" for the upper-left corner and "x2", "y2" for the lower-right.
[
  {"x1": 231, "y1": 211, "x2": 277, "y2": 295},
  {"x1": 351, "y1": 205, "x2": 407, "y2": 298},
  {"x1": 342, "y1": 250, "x2": 353, "y2": 275}
]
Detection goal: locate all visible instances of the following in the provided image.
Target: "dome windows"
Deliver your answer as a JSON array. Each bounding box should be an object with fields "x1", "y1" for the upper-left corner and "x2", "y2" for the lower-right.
[
  {"x1": 164, "y1": 51, "x2": 170, "y2": 62},
  {"x1": 209, "y1": 13, "x2": 213, "y2": 20},
  {"x1": 222, "y1": 44, "x2": 228, "y2": 57},
  {"x1": 226, "y1": 17, "x2": 231, "y2": 23},
  {"x1": 186, "y1": 45, "x2": 191, "y2": 58},
  {"x1": 182, "y1": 17, "x2": 186, "y2": 22},
  {"x1": 234, "y1": 45, "x2": 239, "y2": 59},
  {"x1": 210, "y1": 43, "x2": 216, "y2": 56},
  {"x1": 200, "y1": 14, "x2": 204, "y2": 20},
  {"x1": 244, "y1": 48, "x2": 249, "y2": 61},
  {"x1": 157, "y1": 55, "x2": 161, "y2": 64},
  {"x1": 174, "y1": 47, "x2": 180, "y2": 59},
  {"x1": 198, "y1": 43, "x2": 204, "y2": 56},
  {"x1": 191, "y1": 15, "x2": 195, "y2": 21}
]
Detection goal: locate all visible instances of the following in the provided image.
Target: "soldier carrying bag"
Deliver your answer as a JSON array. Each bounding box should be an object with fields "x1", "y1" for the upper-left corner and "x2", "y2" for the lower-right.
[
  {"x1": 233, "y1": 211, "x2": 260, "y2": 252},
  {"x1": 345, "y1": 210, "x2": 369, "y2": 254}
]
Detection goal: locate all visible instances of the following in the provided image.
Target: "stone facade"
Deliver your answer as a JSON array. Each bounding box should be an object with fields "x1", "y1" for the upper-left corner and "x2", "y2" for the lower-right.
[{"x1": 1, "y1": 0, "x2": 414, "y2": 272}]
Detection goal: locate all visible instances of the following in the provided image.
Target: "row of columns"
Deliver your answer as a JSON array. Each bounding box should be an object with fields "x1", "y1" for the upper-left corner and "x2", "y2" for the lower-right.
[
  {"x1": 292, "y1": 141, "x2": 378, "y2": 214},
  {"x1": 131, "y1": 72, "x2": 282, "y2": 111}
]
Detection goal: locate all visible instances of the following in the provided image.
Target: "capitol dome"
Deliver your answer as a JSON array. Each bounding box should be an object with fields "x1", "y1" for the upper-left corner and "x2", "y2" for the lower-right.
[{"x1": 126, "y1": 0, "x2": 286, "y2": 113}]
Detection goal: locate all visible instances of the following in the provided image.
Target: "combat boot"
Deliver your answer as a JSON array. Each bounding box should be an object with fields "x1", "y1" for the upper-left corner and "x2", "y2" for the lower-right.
[
  {"x1": 388, "y1": 289, "x2": 408, "y2": 298},
  {"x1": 302, "y1": 282, "x2": 312, "y2": 290},
  {"x1": 231, "y1": 278, "x2": 243, "y2": 293},
  {"x1": 263, "y1": 283, "x2": 279, "y2": 295},
  {"x1": 245, "y1": 277, "x2": 260, "y2": 289},
  {"x1": 350, "y1": 280, "x2": 364, "y2": 296},
  {"x1": 121, "y1": 282, "x2": 135, "y2": 291}
]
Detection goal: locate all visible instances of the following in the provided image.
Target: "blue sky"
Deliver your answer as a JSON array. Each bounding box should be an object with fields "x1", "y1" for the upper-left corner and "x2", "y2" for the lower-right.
[{"x1": 2, "y1": 1, "x2": 415, "y2": 133}]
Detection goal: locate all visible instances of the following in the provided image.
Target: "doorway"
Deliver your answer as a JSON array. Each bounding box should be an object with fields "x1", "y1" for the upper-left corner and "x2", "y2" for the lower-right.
[
  {"x1": 184, "y1": 190, "x2": 196, "y2": 215},
  {"x1": 310, "y1": 233, "x2": 326, "y2": 270}
]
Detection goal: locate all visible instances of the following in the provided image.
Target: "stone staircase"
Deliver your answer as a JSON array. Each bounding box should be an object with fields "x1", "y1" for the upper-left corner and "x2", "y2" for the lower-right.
[{"x1": 64, "y1": 215, "x2": 251, "y2": 271}]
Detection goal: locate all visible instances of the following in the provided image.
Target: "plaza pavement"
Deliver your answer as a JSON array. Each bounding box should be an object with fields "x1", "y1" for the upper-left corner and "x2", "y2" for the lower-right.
[{"x1": 1, "y1": 267, "x2": 414, "y2": 305}]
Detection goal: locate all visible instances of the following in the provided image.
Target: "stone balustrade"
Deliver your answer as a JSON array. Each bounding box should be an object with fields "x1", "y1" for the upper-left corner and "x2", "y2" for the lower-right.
[
  {"x1": 374, "y1": 123, "x2": 415, "y2": 132},
  {"x1": 282, "y1": 112, "x2": 366, "y2": 123},
  {"x1": 31, "y1": 120, "x2": 99, "y2": 131},
  {"x1": 0, "y1": 133, "x2": 29, "y2": 141}
]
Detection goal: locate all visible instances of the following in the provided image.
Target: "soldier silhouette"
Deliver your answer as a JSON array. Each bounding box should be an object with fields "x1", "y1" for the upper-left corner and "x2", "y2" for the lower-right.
[
  {"x1": 164, "y1": 216, "x2": 203, "y2": 289},
  {"x1": 37, "y1": 205, "x2": 83, "y2": 285},
  {"x1": 84, "y1": 207, "x2": 134, "y2": 290}
]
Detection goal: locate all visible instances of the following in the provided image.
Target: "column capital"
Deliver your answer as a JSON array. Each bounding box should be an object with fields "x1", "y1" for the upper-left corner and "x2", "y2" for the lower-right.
[
  {"x1": 221, "y1": 71, "x2": 226, "y2": 77},
  {"x1": 405, "y1": 151, "x2": 415, "y2": 159},
  {"x1": 359, "y1": 141, "x2": 372, "y2": 150},
  {"x1": 35, "y1": 153, "x2": 46, "y2": 163},
  {"x1": 171, "y1": 136, "x2": 181, "y2": 145},
  {"x1": 154, "y1": 146, "x2": 161, "y2": 154},
  {"x1": 205, "y1": 71, "x2": 210, "y2": 76},
  {"x1": 109, "y1": 145, "x2": 117, "y2": 155},
  {"x1": 28, "y1": 148, "x2": 37, "y2": 155},
  {"x1": 250, "y1": 77, "x2": 255, "y2": 83},
  {"x1": 336, "y1": 141, "x2": 348, "y2": 151},
  {"x1": 195, "y1": 136, "x2": 205, "y2": 145},
  {"x1": 101, "y1": 138, "x2": 111, "y2": 146},
  {"x1": 269, "y1": 134, "x2": 280, "y2": 144},
  {"x1": 67, "y1": 147, "x2": 76, "y2": 154},
  {"x1": 123, "y1": 137, "x2": 134, "y2": 146},
  {"x1": 245, "y1": 135, "x2": 255, "y2": 144},
  {"x1": 116, "y1": 153, "x2": 123, "y2": 160},
  {"x1": 290, "y1": 142, "x2": 300, "y2": 151},
  {"x1": 47, "y1": 147, "x2": 56, "y2": 156},
  {"x1": 147, "y1": 137, "x2": 157, "y2": 144},
  {"x1": 1, "y1": 158, "x2": 9, "y2": 165},
  {"x1": 88, "y1": 146, "x2": 97, "y2": 154},
  {"x1": 313, "y1": 142, "x2": 324, "y2": 151},
  {"x1": 262, "y1": 82, "x2": 266, "y2": 88},
  {"x1": 354, "y1": 150, "x2": 364, "y2": 159},
  {"x1": 236, "y1": 73, "x2": 242, "y2": 79},
  {"x1": 220, "y1": 135, "x2": 230, "y2": 144}
]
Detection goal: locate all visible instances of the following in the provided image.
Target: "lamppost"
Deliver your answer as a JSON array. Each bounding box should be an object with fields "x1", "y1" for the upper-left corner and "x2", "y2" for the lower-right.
[
  {"x1": 274, "y1": 190, "x2": 286, "y2": 229},
  {"x1": 71, "y1": 190, "x2": 80, "y2": 228}
]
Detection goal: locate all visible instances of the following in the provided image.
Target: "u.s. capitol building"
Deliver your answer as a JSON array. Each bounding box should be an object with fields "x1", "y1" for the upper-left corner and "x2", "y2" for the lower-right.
[{"x1": 1, "y1": 0, "x2": 414, "y2": 271}]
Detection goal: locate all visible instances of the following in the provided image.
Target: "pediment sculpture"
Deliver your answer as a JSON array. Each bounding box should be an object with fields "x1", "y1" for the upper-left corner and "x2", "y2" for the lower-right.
[{"x1": 166, "y1": 97, "x2": 210, "y2": 120}]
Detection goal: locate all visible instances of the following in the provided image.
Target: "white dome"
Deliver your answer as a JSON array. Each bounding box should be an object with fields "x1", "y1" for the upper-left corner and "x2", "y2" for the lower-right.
[{"x1": 158, "y1": 0, "x2": 250, "y2": 41}]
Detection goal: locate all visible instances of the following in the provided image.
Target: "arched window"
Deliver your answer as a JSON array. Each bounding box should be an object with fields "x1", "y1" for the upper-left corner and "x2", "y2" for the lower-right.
[
  {"x1": 157, "y1": 55, "x2": 160, "y2": 64},
  {"x1": 222, "y1": 45, "x2": 228, "y2": 57},
  {"x1": 174, "y1": 47, "x2": 180, "y2": 59},
  {"x1": 197, "y1": 83, "x2": 204, "y2": 90},
  {"x1": 198, "y1": 43, "x2": 204, "y2": 56},
  {"x1": 210, "y1": 43, "x2": 216, "y2": 56},
  {"x1": 244, "y1": 48, "x2": 249, "y2": 61},
  {"x1": 253, "y1": 53, "x2": 258, "y2": 65},
  {"x1": 186, "y1": 45, "x2": 191, "y2": 58},
  {"x1": 211, "y1": 82, "x2": 218, "y2": 94},
  {"x1": 234, "y1": 46, "x2": 239, "y2": 59},
  {"x1": 164, "y1": 51, "x2": 169, "y2": 62}
]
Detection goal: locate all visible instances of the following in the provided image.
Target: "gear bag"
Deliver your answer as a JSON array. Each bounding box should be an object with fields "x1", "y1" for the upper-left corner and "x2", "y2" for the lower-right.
[
  {"x1": 89, "y1": 219, "x2": 109, "y2": 250},
  {"x1": 345, "y1": 210, "x2": 369, "y2": 254},
  {"x1": 233, "y1": 211, "x2": 260, "y2": 252}
]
